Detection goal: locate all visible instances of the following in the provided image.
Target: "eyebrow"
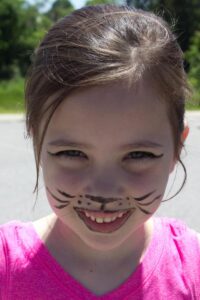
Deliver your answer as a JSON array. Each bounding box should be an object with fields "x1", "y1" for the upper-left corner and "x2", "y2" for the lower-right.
[{"x1": 48, "y1": 139, "x2": 164, "y2": 150}]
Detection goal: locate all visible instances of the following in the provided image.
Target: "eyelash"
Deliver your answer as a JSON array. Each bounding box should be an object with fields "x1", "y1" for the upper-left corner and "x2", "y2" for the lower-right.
[
  {"x1": 48, "y1": 150, "x2": 162, "y2": 161},
  {"x1": 51, "y1": 150, "x2": 87, "y2": 159},
  {"x1": 125, "y1": 152, "x2": 162, "y2": 160}
]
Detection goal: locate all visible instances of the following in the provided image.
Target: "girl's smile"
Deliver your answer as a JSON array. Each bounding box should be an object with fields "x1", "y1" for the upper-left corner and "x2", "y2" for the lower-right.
[
  {"x1": 46, "y1": 187, "x2": 162, "y2": 233},
  {"x1": 41, "y1": 78, "x2": 175, "y2": 250},
  {"x1": 75, "y1": 207, "x2": 134, "y2": 233}
]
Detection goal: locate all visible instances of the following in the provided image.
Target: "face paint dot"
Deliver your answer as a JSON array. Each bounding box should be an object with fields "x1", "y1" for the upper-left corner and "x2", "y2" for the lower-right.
[{"x1": 78, "y1": 200, "x2": 82, "y2": 204}]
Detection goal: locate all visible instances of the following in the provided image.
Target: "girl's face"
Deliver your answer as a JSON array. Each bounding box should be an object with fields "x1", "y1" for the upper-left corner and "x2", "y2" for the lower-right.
[{"x1": 41, "y1": 79, "x2": 176, "y2": 250}]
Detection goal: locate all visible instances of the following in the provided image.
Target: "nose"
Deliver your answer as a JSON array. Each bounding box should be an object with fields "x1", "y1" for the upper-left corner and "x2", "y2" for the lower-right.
[{"x1": 83, "y1": 167, "x2": 126, "y2": 200}]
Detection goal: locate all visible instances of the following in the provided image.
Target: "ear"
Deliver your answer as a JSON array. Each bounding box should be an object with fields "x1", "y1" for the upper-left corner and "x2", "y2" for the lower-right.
[
  {"x1": 181, "y1": 121, "x2": 190, "y2": 144},
  {"x1": 170, "y1": 121, "x2": 190, "y2": 174},
  {"x1": 178, "y1": 121, "x2": 190, "y2": 158}
]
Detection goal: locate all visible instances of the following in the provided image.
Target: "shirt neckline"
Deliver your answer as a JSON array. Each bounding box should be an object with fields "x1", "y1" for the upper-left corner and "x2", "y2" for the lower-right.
[{"x1": 18, "y1": 217, "x2": 165, "y2": 299}]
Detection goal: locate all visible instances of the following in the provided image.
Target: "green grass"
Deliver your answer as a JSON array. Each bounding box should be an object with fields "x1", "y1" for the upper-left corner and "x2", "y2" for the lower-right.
[
  {"x1": 0, "y1": 78, "x2": 200, "y2": 113},
  {"x1": 186, "y1": 104, "x2": 200, "y2": 110},
  {"x1": 0, "y1": 78, "x2": 24, "y2": 113}
]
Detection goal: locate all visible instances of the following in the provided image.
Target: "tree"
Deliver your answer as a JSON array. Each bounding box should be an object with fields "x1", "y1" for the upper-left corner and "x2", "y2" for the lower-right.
[
  {"x1": 154, "y1": 0, "x2": 200, "y2": 52},
  {"x1": 126, "y1": 0, "x2": 153, "y2": 8},
  {"x1": 86, "y1": 0, "x2": 116, "y2": 5},
  {"x1": 46, "y1": 0, "x2": 74, "y2": 22},
  {"x1": 185, "y1": 31, "x2": 200, "y2": 105},
  {"x1": 0, "y1": 0, "x2": 23, "y2": 79},
  {"x1": 124, "y1": 0, "x2": 200, "y2": 52},
  {"x1": 0, "y1": 0, "x2": 52, "y2": 79},
  {"x1": 17, "y1": 4, "x2": 52, "y2": 77}
]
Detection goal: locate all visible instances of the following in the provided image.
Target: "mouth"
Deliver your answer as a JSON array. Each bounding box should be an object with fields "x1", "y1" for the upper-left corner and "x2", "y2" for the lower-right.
[{"x1": 74, "y1": 208, "x2": 134, "y2": 233}]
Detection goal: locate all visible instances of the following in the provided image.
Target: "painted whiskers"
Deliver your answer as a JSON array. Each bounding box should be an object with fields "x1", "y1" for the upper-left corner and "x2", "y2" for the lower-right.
[{"x1": 46, "y1": 187, "x2": 162, "y2": 215}]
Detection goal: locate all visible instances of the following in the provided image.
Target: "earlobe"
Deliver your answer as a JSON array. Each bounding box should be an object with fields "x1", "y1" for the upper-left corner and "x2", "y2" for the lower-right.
[
  {"x1": 181, "y1": 122, "x2": 190, "y2": 143},
  {"x1": 170, "y1": 123, "x2": 189, "y2": 174},
  {"x1": 175, "y1": 122, "x2": 190, "y2": 167}
]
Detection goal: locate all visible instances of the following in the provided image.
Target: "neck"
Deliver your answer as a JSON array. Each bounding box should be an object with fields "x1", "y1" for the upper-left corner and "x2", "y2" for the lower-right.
[{"x1": 44, "y1": 214, "x2": 154, "y2": 272}]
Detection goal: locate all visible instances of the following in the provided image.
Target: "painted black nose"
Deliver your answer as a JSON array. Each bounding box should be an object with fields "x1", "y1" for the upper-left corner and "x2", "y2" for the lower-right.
[{"x1": 84, "y1": 194, "x2": 122, "y2": 203}]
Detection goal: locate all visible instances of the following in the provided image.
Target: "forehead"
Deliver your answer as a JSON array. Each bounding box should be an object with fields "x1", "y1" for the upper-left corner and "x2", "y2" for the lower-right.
[{"x1": 45, "y1": 80, "x2": 173, "y2": 149}]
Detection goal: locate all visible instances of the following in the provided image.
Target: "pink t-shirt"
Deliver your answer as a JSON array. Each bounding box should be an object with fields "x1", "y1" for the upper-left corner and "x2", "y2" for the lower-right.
[{"x1": 0, "y1": 217, "x2": 200, "y2": 299}]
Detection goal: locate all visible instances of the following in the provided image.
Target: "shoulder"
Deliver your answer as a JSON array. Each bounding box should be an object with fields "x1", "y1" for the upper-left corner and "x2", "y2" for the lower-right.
[
  {"x1": 0, "y1": 220, "x2": 26, "y2": 257},
  {"x1": 0, "y1": 220, "x2": 28, "y2": 243},
  {"x1": 0, "y1": 220, "x2": 21, "y2": 249},
  {"x1": 0, "y1": 216, "x2": 55, "y2": 265},
  {"x1": 0, "y1": 220, "x2": 37, "y2": 270},
  {"x1": 157, "y1": 217, "x2": 200, "y2": 267},
  {"x1": 156, "y1": 217, "x2": 200, "y2": 259},
  {"x1": 152, "y1": 218, "x2": 200, "y2": 297},
  {"x1": 0, "y1": 219, "x2": 43, "y2": 295},
  {"x1": 158, "y1": 217, "x2": 199, "y2": 239},
  {"x1": 0, "y1": 221, "x2": 25, "y2": 294}
]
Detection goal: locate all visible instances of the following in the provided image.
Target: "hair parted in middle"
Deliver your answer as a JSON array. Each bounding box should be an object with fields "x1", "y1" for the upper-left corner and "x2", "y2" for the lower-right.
[{"x1": 25, "y1": 4, "x2": 191, "y2": 194}]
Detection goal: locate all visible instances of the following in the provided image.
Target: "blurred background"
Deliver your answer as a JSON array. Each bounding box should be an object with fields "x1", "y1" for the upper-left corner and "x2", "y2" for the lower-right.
[{"x1": 0, "y1": 0, "x2": 200, "y2": 113}]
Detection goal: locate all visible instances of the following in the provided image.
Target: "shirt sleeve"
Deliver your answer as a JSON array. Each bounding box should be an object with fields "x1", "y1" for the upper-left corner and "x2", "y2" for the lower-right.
[
  {"x1": 169, "y1": 219, "x2": 200, "y2": 299},
  {"x1": 0, "y1": 227, "x2": 9, "y2": 299}
]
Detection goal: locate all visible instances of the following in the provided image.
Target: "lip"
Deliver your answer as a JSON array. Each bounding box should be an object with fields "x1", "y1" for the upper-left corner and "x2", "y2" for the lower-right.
[{"x1": 75, "y1": 208, "x2": 134, "y2": 233}]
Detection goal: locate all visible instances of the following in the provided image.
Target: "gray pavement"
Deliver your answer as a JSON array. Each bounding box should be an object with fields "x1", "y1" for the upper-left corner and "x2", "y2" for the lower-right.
[{"x1": 0, "y1": 112, "x2": 200, "y2": 231}]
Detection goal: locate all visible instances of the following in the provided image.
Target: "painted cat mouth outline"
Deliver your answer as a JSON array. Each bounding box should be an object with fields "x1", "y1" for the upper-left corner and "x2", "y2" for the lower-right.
[{"x1": 46, "y1": 187, "x2": 162, "y2": 215}]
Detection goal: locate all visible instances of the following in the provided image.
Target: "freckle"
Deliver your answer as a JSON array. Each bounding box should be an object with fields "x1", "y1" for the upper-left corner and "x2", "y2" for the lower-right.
[
  {"x1": 78, "y1": 200, "x2": 82, "y2": 204},
  {"x1": 119, "y1": 203, "x2": 122, "y2": 206},
  {"x1": 126, "y1": 197, "x2": 130, "y2": 200},
  {"x1": 79, "y1": 195, "x2": 83, "y2": 197},
  {"x1": 87, "y1": 202, "x2": 91, "y2": 205}
]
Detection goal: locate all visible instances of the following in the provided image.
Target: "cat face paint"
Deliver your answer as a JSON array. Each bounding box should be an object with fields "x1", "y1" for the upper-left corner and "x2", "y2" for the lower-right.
[
  {"x1": 40, "y1": 82, "x2": 176, "y2": 249},
  {"x1": 46, "y1": 187, "x2": 162, "y2": 215}
]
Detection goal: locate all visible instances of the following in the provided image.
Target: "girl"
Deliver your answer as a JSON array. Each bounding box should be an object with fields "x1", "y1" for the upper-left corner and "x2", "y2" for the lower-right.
[{"x1": 0, "y1": 4, "x2": 199, "y2": 299}]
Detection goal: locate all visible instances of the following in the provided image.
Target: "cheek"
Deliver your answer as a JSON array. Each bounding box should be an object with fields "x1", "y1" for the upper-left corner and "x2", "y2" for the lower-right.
[
  {"x1": 42, "y1": 158, "x2": 85, "y2": 193},
  {"x1": 132, "y1": 163, "x2": 171, "y2": 194},
  {"x1": 54, "y1": 170, "x2": 84, "y2": 190}
]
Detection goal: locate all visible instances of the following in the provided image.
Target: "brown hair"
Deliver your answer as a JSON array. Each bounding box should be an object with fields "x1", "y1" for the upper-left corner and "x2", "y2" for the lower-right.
[{"x1": 25, "y1": 4, "x2": 191, "y2": 196}]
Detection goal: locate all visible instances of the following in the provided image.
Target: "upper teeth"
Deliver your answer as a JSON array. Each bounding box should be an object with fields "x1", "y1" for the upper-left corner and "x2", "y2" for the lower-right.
[{"x1": 84, "y1": 211, "x2": 127, "y2": 223}]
